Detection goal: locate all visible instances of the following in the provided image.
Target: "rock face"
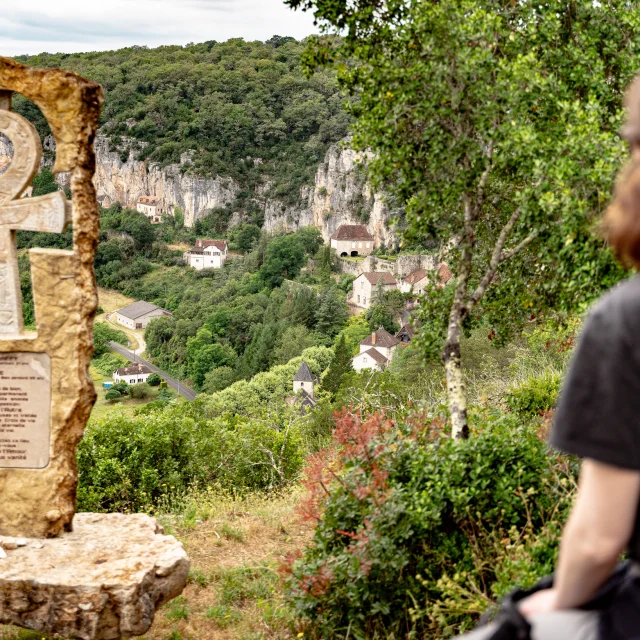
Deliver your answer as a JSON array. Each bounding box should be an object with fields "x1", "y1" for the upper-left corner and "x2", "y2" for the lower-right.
[
  {"x1": 263, "y1": 144, "x2": 398, "y2": 248},
  {"x1": 0, "y1": 513, "x2": 190, "y2": 639},
  {"x1": 89, "y1": 136, "x2": 239, "y2": 228},
  {"x1": 80, "y1": 135, "x2": 398, "y2": 244}
]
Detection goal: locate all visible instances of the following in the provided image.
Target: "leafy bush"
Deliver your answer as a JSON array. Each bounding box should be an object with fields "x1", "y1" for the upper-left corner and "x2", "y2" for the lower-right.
[
  {"x1": 147, "y1": 373, "x2": 162, "y2": 387},
  {"x1": 129, "y1": 383, "x2": 152, "y2": 399},
  {"x1": 283, "y1": 409, "x2": 575, "y2": 638},
  {"x1": 77, "y1": 402, "x2": 311, "y2": 512},
  {"x1": 506, "y1": 372, "x2": 561, "y2": 417},
  {"x1": 105, "y1": 389, "x2": 122, "y2": 402}
]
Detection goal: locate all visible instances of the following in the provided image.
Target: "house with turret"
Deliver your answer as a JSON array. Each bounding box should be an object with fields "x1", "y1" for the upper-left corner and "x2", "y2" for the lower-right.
[{"x1": 291, "y1": 360, "x2": 317, "y2": 409}]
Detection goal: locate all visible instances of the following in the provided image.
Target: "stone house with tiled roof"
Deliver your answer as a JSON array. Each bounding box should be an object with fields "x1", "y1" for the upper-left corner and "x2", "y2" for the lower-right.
[
  {"x1": 352, "y1": 327, "x2": 401, "y2": 372},
  {"x1": 351, "y1": 271, "x2": 398, "y2": 309},
  {"x1": 330, "y1": 224, "x2": 374, "y2": 257},
  {"x1": 136, "y1": 195, "x2": 165, "y2": 224},
  {"x1": 400, "y1": 263, "x2": 453, "y2": 294}
]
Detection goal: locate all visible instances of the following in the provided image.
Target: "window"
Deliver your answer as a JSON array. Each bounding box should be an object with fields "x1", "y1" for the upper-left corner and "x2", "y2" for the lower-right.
[
  {"x1": 361, "y1": 281, "x2": 364, "y2": 289},
  {"x1": 359, "y1": 242, "x2": 362, "y2": 248},
  {"x1": 363, "y1": 357, "x2": 367, "y2": 363},
  {"x1": 366, "y1": 242, "x2": 370, "y2": 248},
  {"x1": 363, "y1": 297, "x2": 367, "y2": 305},
  {"x1": 357, "y1": 295, "x2": 360, "y2": 303},
  {"x1": 352, "y1": 242, "x2": 356, "y2": 248}
]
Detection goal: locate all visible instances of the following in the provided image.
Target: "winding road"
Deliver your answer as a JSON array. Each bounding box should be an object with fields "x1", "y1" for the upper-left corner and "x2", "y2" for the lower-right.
[{"x1": 108, "y1": 341, "x2": 197, "y2": 402}]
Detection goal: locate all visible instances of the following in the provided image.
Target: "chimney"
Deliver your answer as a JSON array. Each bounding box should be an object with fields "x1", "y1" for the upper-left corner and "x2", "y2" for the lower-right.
[{"x1": 372, "y1": 331, "x2": 376, "y2": 345}]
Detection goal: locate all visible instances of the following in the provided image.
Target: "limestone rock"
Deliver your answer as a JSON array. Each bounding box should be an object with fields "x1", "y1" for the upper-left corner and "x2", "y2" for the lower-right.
[
  {"x1": 0, "y1": 57, "x2": 103, "y2": 538},
  {"x1": 0, "y1": 513, "x2": 189, "y2": 639}
]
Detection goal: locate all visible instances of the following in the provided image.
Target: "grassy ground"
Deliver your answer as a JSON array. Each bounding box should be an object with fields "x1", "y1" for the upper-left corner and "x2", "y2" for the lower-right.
[
  {"x1": 0, "y1": 490, "x2": 309, "y2": 640},
  {"x1": 97, "y1": 286, "x2": 135, "y2": 315},
  {"x1": 89, "y1": 365, "x2": 172, "y2": 420}
]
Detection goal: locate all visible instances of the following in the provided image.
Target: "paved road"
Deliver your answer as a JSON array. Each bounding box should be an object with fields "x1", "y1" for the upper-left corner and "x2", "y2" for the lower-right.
[{"x1": 109, "y1": 341, "x2": 197, "y2": 402}]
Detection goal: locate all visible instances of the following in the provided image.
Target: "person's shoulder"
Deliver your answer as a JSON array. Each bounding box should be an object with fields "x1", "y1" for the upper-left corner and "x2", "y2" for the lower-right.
[{"x1": 588, "y1": 276, "x2": 640, "y2": 330}]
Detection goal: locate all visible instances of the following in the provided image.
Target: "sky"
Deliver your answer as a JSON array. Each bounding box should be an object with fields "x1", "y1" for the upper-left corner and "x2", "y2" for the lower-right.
[{"x1": 0, "y1": 0, "x2": 320, "y2": 57}]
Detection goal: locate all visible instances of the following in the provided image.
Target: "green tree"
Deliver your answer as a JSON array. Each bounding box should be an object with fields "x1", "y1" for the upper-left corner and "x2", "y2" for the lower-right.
[
  {"x1": 315, "y1": 285, "x2": 349, "y2": 338},
  {"x1": 273, "y1": 325, "x2": 316, "y2": 365},
  {"x1": 287, "y1": 0, "x2": 636, "y2": 437},
  {"x1": 259, "y1": 234, "x2": 307, "y2": 288},
  {"x1": 31, "y1": 169, "x2": 59, "y2": 197},
  {"x1": 173, "y1": 206, "x2": 184, "y2": 229},
  {"x1": 322, "y1": 334, "x2": 353, "y2": 395},
  {"x1": 203, "y1": 366, "x2": 236, "y2": 394},
  {"x1": 366, "y1": 289, "x2": 404, "y2": 334},
  {"x1": 93, "y1": 322, "x2": 128, "y2": 357}
]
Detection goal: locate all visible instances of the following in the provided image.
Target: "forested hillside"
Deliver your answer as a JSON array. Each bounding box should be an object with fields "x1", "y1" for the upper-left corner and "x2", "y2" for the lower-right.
[{"x1": 13, "y1": 37, "x2": 350, "y2": 207}]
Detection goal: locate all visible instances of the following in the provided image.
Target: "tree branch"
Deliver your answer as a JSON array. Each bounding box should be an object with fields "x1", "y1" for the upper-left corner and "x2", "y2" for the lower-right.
[
  {"x1": 500, "y1": 230, "x2": 539, "y2": 263},
  {"x1": 466, "y1": 207, "x2": 522, "y2": 315}
]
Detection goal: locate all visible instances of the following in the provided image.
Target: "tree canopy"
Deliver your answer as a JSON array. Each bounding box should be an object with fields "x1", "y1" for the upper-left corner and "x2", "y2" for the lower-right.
[{"x1": 287, "y1": 0, "x2": 640, "y2": 436}]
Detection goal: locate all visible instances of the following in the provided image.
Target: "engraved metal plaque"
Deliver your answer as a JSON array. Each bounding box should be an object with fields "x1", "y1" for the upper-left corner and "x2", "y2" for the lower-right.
[{"x1": 0, "y1": 352, "x2": 51, "y2": 469}]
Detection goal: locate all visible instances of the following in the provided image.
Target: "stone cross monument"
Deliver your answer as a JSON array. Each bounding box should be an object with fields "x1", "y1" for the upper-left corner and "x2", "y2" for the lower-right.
[{"x1": 0, "y1": 58, "x2": 188, "y2": 639}]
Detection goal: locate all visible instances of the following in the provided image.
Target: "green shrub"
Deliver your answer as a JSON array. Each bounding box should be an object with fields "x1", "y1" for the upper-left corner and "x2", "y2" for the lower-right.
[
  {"x1": 283, "y1": 408, "x2": 574, "y2": 638},
  {"x1": 129, "y1": 383, "x2": 152, "y2": 399},
  {"x1": 505, "y1": 372, "x2": 561, "y2": 417},
  {"x1": 105, "y1": 389, "x2": 121, "y2": 402},
  {"x1": 147, "y1": 373, "x2": 162, "y2": 386},
  {"x1": 77, "y1": 403, "x2": 308, "y2": 513},
  {"x1": 94, "y1": 322, "x2": 128, "y2": 357}
]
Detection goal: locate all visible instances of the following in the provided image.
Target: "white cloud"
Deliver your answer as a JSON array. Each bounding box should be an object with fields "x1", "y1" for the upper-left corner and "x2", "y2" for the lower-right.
[{"x1": 0, "y1": 0, "x2": 319, "y2": 56}]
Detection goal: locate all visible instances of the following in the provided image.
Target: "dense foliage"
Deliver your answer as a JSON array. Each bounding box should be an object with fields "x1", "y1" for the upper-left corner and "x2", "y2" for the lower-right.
[
  {"x1": 78, "y1": 348, "x2": 333, "y2": 512},
  {"x1": 284, "y1": 408, "x2": 575, "y2": 638},
  {"x1": 288, "y1": 0, "x2": 637, "y2": 436},
  {"x1": 14, "y1": 37, "x2": 351, "y2": 207}
]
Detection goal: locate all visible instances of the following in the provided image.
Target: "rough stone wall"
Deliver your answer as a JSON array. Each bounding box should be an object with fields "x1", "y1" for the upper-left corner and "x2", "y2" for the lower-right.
[{"x1": 338, "y1": 254, "x2": 437, "y2": 278}]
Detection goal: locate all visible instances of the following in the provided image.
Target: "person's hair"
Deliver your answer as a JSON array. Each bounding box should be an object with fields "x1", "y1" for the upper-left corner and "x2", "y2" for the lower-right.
[{"x1": 603, "y1": 159, "x2": 640, "y2": 269}]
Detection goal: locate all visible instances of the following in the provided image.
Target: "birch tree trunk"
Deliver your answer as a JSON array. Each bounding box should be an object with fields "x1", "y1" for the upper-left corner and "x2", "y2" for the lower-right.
[{"x1": 444, "y1": 307, "x2": 468, "y2": 439}]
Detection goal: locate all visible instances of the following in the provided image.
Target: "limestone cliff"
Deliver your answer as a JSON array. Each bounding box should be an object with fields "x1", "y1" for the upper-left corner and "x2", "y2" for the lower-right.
[
  {"x1": 263, "y1": 144, "x2": 398, "y2": 248},
  {"x1": 85, "y1": 137, "x2": 239, "y2": 228},
  {"x1": 11, "y1": 132, "x2": 397, "y2": 244}
]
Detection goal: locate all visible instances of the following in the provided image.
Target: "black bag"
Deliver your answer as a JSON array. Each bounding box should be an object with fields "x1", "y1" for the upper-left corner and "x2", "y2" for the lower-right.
[{"x1": 475, "y1": 562, "x2": 640, "y2": 640}]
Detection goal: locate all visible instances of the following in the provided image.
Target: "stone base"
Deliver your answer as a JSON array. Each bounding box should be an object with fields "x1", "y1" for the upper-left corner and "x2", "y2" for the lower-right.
[{"x1": 0, "y1": 513, "x2": 189, "y2": 639}]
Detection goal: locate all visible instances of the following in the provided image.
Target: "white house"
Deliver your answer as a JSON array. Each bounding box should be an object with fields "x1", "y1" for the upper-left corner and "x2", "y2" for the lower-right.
[
  {"x1": 116, "y1": 301, "x2": 172, "y2": 330},
  {"x1": 113, "y1": 362, "x2": 153, "y2": 385},
  {"x1": 330, "y1": 225, "x2": 374, "y2": 257},
  {"x1": 352, "y1": 327, "x2": 401, "y2": 372},
  {"x1": 184, "y1": 239, "x2": 229, "y2": 270},
  {"x1": 136, "y1": 196, "x2": 165, "y2": 224},
  {"x1": 351, "y1": 272, "x2": 398, "y2": 309}
]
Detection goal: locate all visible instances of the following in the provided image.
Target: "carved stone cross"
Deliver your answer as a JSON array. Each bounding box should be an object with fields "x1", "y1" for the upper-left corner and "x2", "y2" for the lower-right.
[{"x1": 0, "y1": 92, "x2": 67, "y2": 333}]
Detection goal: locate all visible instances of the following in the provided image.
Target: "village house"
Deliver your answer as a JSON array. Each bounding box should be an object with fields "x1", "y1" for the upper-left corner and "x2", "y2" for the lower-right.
[
  {"x1": 136, "y1": 196, "x2": 165, "y2": 224},
  {"x1": 113, "y1": 362, "x2": 153, "y2": 385},
  {"x1": 184, "y1": 239, "x2": 229, "y2": 270},
  {"x1": 352, "y1": 327, "x2": 401, "y2": 372},
  {"x1": 351, "y1": 272, "x2": 398, "y2": 309},
  {"x1": 400, "y1": 268, "x2": 429, "y2": 294},
  {"x1": 116, "y1": 301, "x2": 172, "y2": 330},
  {"x1": 401, "y1": 263, "x2": 454, "y2": 294},
  {"x1": 330, "y1": 225, "x2": 374, "y2": 257}
]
